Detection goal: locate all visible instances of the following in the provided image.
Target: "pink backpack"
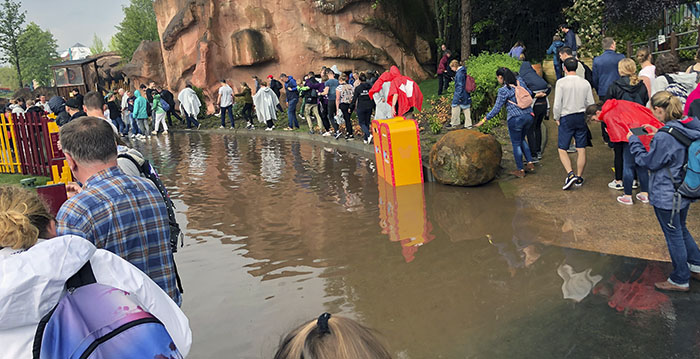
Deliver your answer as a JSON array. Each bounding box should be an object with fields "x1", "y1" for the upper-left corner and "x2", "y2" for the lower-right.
[{"x1": 509, "y1": 81, "x2": 533, "y2": 109}]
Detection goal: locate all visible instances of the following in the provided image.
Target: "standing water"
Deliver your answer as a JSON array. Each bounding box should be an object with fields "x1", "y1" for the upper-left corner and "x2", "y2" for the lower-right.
[{"x1": 135, "y1": 133, "x2": 700, "y2": 359}]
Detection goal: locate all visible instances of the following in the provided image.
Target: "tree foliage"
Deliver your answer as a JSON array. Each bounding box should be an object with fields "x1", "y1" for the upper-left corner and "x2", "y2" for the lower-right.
[
  {"x1": 17, "y1": 22, "x2": 58, "y2": 87},
  {"x1": 0, "y1": 0, "x2": 25, "y2": 87},
  {"x1": 113, "y1": 0, "x2": 159, "y2": 61},
  {"x1": 90, "y1": 34, "x2": 105, "y2": 55},
  {"x1": 0, "y1": 66, "x2": 18, "y2": 89}
]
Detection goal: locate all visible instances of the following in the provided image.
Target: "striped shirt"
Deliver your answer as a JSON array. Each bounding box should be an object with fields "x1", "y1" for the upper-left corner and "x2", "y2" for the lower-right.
[
  {"x1": 56, "y1": 166, "x2": 181, "y2": 305},
  {"x1": 485, "y1": 78, "x2": 533, "y2": 121}
]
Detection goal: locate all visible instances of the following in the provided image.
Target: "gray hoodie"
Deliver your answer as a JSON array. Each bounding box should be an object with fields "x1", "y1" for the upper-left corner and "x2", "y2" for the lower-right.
[{"x1": 651, "y1": 72, "x2": 698, "y2": 99}]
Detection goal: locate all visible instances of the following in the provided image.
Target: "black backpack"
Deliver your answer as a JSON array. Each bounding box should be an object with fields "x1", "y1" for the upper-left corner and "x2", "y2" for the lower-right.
[
  {"x1": 118, "y1": 153, "x2": 182, "y2": 253},
  {"x1": 119, "y1": 153, "x2": 184, "y2": 294}
]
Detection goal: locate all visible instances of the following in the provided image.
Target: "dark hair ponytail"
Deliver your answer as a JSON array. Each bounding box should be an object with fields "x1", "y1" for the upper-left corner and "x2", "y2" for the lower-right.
[{"x1": 496, "y1": 67, "x2": 517, "y2": 88}]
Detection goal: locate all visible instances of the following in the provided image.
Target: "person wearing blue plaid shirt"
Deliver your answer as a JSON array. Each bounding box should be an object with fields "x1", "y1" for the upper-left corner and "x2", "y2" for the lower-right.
[{"x1": 56, "y1": 115, "x2": 181, "y2": 305}]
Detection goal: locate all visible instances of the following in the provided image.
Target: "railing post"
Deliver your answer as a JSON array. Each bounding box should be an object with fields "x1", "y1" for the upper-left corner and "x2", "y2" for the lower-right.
[
  {"x1": 671, "y1": 31, "x2": 678, "y2": 57},
  {"x1": 627, "y1": 40, "x2": 633, "y2": 58}
]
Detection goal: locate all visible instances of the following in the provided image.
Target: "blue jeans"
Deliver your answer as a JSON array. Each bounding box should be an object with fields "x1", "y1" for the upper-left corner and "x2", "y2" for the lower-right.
[
  {"x1": 654, "y1": 206, "x2": 700, "y2": 285},
  {"x1": 112, "y1": 115, "x2": 125, "y2": 135},
  {"x1": 130, "y1": 114, "x2": 140, "y2": 135},
  {"x1": 287, "y1": 98, "x2": 299, "y2": 128},
  {"x1": 220, "y1": 105, "x2": 234, "y2": 127},
  {"x1": 507, "y1": 113, "x2": 534, "y2": 170},
  {"x1": 185, "y1": 112, "x2": 200, "y2": 128},
  {"x1": 622, "y1": 142, "x2": 649, "y2": 196}
]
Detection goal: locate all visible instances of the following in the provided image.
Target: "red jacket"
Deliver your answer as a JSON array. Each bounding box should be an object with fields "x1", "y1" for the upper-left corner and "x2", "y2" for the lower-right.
[
  {"x1": 369, "y1": 66, "x2": 401, "y2": 99},
  {"x1": 388, "y1": 72, "x2": 424, "y2": 116},
  {"x1": 437, "y1": 54, "x2": 449, "y2": 75},
  {"x1": 599, "y1": 99, "x2": 663, "y2": 150}
]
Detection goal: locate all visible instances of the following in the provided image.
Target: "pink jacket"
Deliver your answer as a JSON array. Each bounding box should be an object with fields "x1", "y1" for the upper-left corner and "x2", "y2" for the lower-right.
[{"x1": 684, "y1": 85, "x2": 700, "y2": 116}]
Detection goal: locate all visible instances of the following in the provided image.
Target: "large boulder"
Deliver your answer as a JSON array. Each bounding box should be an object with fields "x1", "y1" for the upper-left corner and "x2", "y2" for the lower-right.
[
  {"x1": 122, "y1": 41, "x2": 167, "y2": 87},
  {"x1": 429, "y1": 130, "x2": 502, "y2": 186}
]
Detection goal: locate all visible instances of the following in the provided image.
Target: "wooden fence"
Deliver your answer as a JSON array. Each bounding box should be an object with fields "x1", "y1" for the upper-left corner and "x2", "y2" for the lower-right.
[{"x1": 0, "y1": 112, "x2": 65, "y2": 177}]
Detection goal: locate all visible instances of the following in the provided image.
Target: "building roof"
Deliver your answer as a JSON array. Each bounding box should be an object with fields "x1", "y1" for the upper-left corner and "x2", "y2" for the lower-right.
[{"x1": 50, "y1": 57, "x2": 97, "y2": 68}]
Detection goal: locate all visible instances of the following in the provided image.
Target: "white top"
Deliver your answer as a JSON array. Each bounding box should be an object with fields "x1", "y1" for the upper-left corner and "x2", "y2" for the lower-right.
[
  {"x1": 639, "y1": 65, "x2": 656, "y2": 83},
  {"x1": 121, "y1": 94, "x2": 129, "y2": 111},
  {"x1": 553, "y1": 74, "x2": 594, "y2": 120},
  {"x1": 218, "y1": 84, "x2": 233, "y2": 107},
  {"x1": 0, "y1": 236, "x2": 192, "y2": 358},
  {"x1": 39, "y1": 101, "x2": 51, "y2": 113}
]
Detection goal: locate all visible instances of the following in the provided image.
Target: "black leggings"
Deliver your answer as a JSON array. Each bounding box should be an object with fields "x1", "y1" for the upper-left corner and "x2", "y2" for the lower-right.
[
  {"x1": 527, "y1": 103, "x2": 547, "y2": 156},
  {"x1": 327, "y1": 100, "x2": 338, "y2": 132},
  {"x1": 242, "y1": 103, "x2": 253, "y2": 123},
  {"x1": 339, "y1": 103, "x2": 353, "y2": 135},
  {"x1": 613, "y1": 142, "x2": 624, "y2": 181}
]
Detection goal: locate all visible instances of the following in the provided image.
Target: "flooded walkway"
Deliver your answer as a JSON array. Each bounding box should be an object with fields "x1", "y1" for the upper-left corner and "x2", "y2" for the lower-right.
[{"x1": 135, "y1": 133, "x2": 700, "y2": 359}]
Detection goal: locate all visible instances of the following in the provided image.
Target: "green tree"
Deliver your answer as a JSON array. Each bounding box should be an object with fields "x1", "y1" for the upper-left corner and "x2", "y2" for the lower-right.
[
  {"x1": 0, "y1": 66, "x2": 18, "y2": 89},
  {"x1": 0, "y1": 0, "x2": 26, "y2": 87},
  {"x1": 17, "y1": 22, "x2": 58, "y2": 87},
  {"x1": 113, "y1": 0, "x2": 159, "y2": 61},
  {"x1": 90, "y1": 33, "x2": 105, "y2": 55},
  {"x1": 108, "y1": 35, "x2": 119, "y2": 52}
]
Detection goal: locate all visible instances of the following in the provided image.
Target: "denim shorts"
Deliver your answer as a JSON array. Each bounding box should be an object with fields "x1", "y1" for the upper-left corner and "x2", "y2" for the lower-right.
[{"x1": 557, "y1": 112, "x2": 588, "y2": 150}]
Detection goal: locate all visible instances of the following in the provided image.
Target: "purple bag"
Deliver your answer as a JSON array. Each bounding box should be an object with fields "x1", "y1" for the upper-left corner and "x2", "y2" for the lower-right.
[{"x1": 32, "y1": 262, "x2": 182, "y2": 359}]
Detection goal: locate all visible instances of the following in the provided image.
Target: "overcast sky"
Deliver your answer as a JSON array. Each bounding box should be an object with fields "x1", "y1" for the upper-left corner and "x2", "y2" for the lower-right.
[{"x1": 22, "y1": 0, "x2": 131, "y2": 51}]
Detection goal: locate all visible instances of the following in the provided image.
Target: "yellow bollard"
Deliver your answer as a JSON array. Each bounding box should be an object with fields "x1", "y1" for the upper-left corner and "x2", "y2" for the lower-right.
[{"x1": 374, "y1": 117, "x2": 423, "y2": 187}]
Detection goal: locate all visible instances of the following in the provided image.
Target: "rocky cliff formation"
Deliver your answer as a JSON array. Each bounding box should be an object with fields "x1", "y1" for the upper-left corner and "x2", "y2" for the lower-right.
[{"x1": 149, "y1": 0, "x2": 435, "y2": 112}]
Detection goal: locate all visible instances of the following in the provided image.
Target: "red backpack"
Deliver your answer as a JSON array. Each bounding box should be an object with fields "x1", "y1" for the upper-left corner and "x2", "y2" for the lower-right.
[{"x1": 465, "y1": 74, "x2": 476, "y2": 93}]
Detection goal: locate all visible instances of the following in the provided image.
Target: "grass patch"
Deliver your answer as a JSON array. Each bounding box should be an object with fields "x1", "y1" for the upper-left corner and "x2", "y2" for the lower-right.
[
  {"x1": 419, "y1": 78, "x2": 440, "y2": 110},
  {"x1": 0, "y1": 173, "x2": 50, "y2": 187}
]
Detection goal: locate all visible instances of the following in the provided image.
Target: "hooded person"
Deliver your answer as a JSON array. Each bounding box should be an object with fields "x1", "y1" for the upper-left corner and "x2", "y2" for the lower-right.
[
  {"x1": 49, "y1": 96, "x2": 71, "y2": 126},
  {"x1": 132, "y1": 89, "x2": 150, "y2": 139},
  {"x1": 369, "y1": 66, "x2": 401, "y2": 120},
  {"x1": 178, "y1": 85, "x2": 202, "y2": 129},
  {"x1": 0, "y1": 185, "x2": 192, "y2": 358},
  {"x1": 388, "y1": 66, "x2": 424, "y2": 119},
  {"x1": 253, "y1": 81, "x2": 280, "y2": 130}
]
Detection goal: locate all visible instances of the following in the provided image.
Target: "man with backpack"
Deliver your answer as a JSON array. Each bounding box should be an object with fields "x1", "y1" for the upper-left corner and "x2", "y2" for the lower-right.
[
  {"x1": 301, "y1": 73, "x2": 325, "y2": 134},
  {"x1": 56, "y1": 117, "x2": 182, "y2": 305},
  {"x1": 592, "y1": 37, "x2": 625, "y2": 102},
  {"x1": 553, "y1": 58, "x2": 595, "y2": 190},
  {"x1": 447, "y1": 59, "x2": 473, "y2": 129}
]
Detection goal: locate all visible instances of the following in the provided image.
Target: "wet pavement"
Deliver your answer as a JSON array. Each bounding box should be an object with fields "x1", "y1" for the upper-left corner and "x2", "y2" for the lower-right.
[{"x1": 133, "y1": 132, "x2": 700, "y2": 359}]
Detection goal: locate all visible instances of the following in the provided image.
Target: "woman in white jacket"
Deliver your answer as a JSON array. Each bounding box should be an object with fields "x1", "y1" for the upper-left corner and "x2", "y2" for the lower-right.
[{"x1": 0, "y1": 185, "x2": 192, "y2": 358}]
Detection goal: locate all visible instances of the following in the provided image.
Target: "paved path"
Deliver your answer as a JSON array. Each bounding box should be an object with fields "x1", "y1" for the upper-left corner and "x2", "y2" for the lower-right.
[{"x1": 511, "y1": 119, "x2": 700, "y2": 262}]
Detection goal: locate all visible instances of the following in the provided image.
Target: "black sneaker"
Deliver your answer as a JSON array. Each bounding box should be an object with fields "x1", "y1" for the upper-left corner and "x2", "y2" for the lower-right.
[
  {"x1": 334, "y1": 132, "x2": 343, "y2": 140},
  {"x1": 309, "y1": 130, "x2": 315, "y2": 135},
  {"x1": 575, "y1": 176, "x2": 585, "y2": 187},
  {"x1": 562, "y1": 172, "x2": 577, "y2": 190}
]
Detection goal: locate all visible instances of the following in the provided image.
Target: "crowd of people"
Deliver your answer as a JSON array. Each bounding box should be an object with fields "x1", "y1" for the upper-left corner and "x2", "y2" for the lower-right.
[
  {"x1": 211, "y1": 65, "x2": 423, "y2": 144},
  {"x1": 436, "y1": 25, "x2": 699, "y2": 294}
]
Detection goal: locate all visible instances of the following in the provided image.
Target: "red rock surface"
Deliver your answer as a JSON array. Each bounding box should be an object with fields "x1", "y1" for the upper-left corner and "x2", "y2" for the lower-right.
[{"x1": 149, "y1": 0, "x2": 435, "y2": 112}]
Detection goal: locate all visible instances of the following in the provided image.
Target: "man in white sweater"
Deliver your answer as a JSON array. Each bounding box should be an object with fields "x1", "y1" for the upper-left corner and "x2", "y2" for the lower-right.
[{"x1": 553, "y1": 57, "x2": 595, "y2": 190}]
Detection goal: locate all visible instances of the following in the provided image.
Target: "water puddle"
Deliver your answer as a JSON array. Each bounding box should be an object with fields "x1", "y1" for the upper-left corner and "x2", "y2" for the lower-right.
[{"x1": 132, "y1": 133, "x2": 699, "y2": 359}]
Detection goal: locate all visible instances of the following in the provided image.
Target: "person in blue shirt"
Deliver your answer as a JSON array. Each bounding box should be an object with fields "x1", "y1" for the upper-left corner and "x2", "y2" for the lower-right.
[
  {"x1": 629, "y1": 91, "x2": 700, "y2": 292},
  {"x1": 560, "y1": 24, "x2": 577, "y2": 56},
  {"x1": 508, "y1": 41, "x2": 525, "y2": 59},
  {"x1": 281, "y1": 73, "x2": 299, "y2": 130},
  {"x1": 593, "y1": 37, "x2": 626, "y2": 101},
  {"x1": 475, "y1": 67, "x2": 535, "y2": 178},
  {"x1": 547, "y1": 35, "x2": 566, "y2": 79},
  {"x1": 448, "y1": 59, "x2": 472, "y2": 128}
]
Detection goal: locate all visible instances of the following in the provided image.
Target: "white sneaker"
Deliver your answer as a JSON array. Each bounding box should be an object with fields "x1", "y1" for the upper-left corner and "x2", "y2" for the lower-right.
[
  {"x1": 163, "y1": 130, "x2": 168, "y2": 134},
  {"x1": 367, "y1": 134, "x2": 373, "y2": 144},
  {"x1": 608, "y1": 180, "x2": 623, "y2": 190},
  {"x1": 632, "y1": 180, "x2": 639, "y2": 189},
  {"x1": 151, "y1": 131, "x2": 157, "y2": 135},
  {"x1": 219, "y1": 126, "x2": 224, "y2": 129},
  {"x1": 322, "y1": 131, "x2": 331, "y2": 137}
]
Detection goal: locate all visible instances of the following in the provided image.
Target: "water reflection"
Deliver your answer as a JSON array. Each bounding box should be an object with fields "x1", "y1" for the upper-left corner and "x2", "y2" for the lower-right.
[
  {"x1": 129, "y1": 133, "x2": 700, "y2": 359},
  {"x1": 377, "y1": 181, "x2": 434, "y2": 262}
]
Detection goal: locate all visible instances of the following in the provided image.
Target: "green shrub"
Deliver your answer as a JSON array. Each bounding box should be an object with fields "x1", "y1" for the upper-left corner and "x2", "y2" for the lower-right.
[
  {"x1": 466, "y1": 52, "x2": 521, "y2": 132},
  {"x1": 191, "y1": 85, "x2": 208, "y2": 116},
  {"x1": 428, "y1": 114, "x2": 442, "y2": 134}
]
